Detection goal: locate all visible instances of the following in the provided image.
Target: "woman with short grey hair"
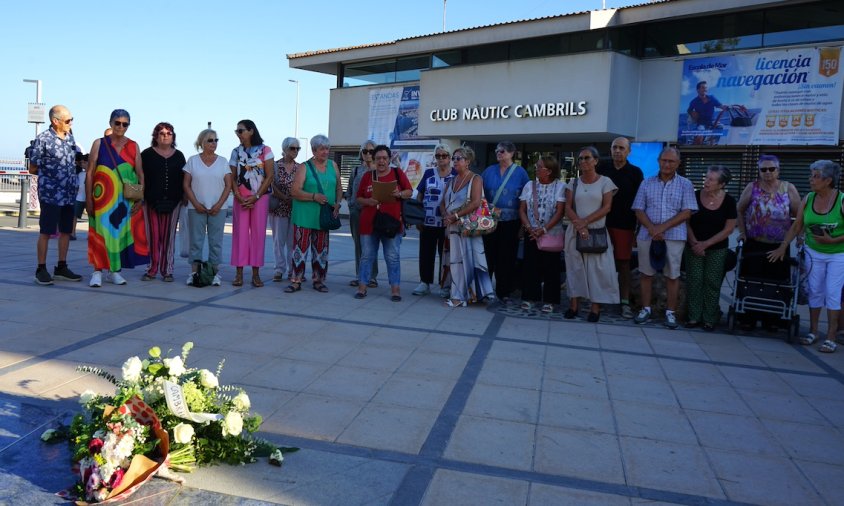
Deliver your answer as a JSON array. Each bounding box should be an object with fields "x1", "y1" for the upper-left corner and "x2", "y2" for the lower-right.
[
  {"x1": 771, "y1": 160, "x2": 844, "y2": 352},
  {"x1": 269, "y1": 136, "x2": 301, "y2": 282},
  {"x1": 345, "y1": 139, "x2": 378, "y2": 288}
]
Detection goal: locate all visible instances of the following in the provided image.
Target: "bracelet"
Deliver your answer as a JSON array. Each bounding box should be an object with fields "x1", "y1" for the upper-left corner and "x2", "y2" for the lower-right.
[
  {"x1": 312, "y1": 193, "x2": 315, "y2": 201},
  {"x1": 454, "y1": 213, "x2": 459, "y2": 221}
]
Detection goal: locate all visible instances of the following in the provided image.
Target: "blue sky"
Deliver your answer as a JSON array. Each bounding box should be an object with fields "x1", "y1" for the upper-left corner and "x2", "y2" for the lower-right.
[{"x1": 2, "y1": 0, "x2": 635, "y2": 161}]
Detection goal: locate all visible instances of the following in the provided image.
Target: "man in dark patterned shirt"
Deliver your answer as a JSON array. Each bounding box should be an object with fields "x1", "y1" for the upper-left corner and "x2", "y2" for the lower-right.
[{"x1": 28, "y1": 105, "x2": 83, "y2": 285}]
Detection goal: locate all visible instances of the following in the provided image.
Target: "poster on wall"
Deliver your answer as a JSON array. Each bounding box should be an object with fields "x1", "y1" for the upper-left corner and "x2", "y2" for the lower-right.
[
  {"x1": 368, "y1": 85, "x2": 434, "y2": 148},
  {"x1": 678, "y1": 47, "x2": 843, "y2": 146}
]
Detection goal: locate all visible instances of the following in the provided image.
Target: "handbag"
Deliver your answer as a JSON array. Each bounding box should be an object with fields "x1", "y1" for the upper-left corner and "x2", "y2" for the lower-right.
[
  {"x1": 455, "y1": 174, "x2": 498, "y2": 237},
  {"x1": 103, "y1": 137, "x2": 144, "y2": 201},
  {"x1": 571, "y1": 179, "x2": 609, "y2": 254},
  {"x1": 306, "y1": 161, "x2": 341, "y2": 231},
  {"x1": 402, "y1": 199, "x2": 425, "y2": 226},
  {"x1": 268, "y1": 194, "x2": 282, "y2": 212},
  {"x1": 374, "y1": 208, "x2": 401, "y2": 238},
  {"x1": 531, "y1": 180, "x2": 564, "y2": 252}
]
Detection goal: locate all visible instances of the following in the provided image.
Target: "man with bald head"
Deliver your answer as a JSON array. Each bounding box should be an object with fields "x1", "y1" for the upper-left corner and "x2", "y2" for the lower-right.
[
  {"x1": 597, "y1": 137, "x2": 643, "y2": 318},
  {"x1": 28, "y1": 105, "x2": 83, "y2": 285}
]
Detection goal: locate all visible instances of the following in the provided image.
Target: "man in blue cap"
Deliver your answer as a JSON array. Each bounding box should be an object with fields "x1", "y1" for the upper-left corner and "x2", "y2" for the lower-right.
[{"x1": 631, "y1": 147, "x2": 697, "y2": 328}]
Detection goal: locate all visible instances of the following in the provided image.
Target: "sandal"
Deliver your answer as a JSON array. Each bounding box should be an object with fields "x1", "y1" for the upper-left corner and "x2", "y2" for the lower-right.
[
  {"x1": 349, "y1": 279, "x2": 359, "y2": 287},
  {"x1": 313, "y1": 282, "x2": 329, "y2": 293},
  {"x1": 520, "y1": 301, "x2": 533, "y2": 310},
  {"x1": 446, "y1": 299, "x2": 467, "y2": 307},
  {"x1": 284, "y1": 282, "x2": 301, "y2": 293},
  {"x1": 587, "y1": 312, "x2": 600, "y2": 323},
  {"x1": 141, "y1": 273, "x2": 155, "y2": 281},
  {"x1": 163, "y1": 275, "x2": 174, "y2": 282},
  {"x1": 391, "y1": 295, "x2": 402, "y2": 302},
  {"x1": 251, "y1": 276, "x2": 264, "y2": 288},
  {"x1": 232, "y1": 273, "x2": 243, "y2": 287},
  {"x1": 354, "y1": 291, "x2": 367, "y2": 299},
  {"x1": 541, "y1": 304, "x2": 554, "y2": 314},
  {"x1": 367, "y1": 280, "x2": 379, "y2": 288},
  {"x1": 563, "y1": 308, "x2": 578, "y2": 319},
  {"x1": 819, "y1": 340, "x2": 838, "y2": 353},
  {"x1": 799, "y1": 333, "x2": 818, "y2": 346}
]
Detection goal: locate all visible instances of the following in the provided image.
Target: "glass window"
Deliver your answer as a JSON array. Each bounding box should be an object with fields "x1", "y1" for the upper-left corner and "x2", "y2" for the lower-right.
[
  {"x1": 764, "y1": 1, "x2": 844, "y2": 47},
  {"x1": 570, "y1": 30, "x2": 606, "y2": 52},
  {"x1": 342, "y1": 59, "x2": 396, "y2": 87},
  {"x1": 432, "y1": 50, "x2": 462, "y2": 68},
  {"x1": 644, "y1": 13, "x2": 763, "y2": 57},
  {"x1": 396, "y1": 55, "x2": 429, "y2": 82},
  {"x1": 510, "y1": 34, "x2": 568, "y2": 59},
  {"x1": 608, "y1": 26, "x2": 640, "y2": 56},
  {"x1": 465, "y1": 42, "x2": 509, "y2": 64}
]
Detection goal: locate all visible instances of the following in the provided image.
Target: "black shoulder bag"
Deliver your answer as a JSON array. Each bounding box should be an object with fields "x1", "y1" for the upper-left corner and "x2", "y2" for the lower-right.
[{"x1": 307, "y1": 161, "x2": 341, "y2": 231}]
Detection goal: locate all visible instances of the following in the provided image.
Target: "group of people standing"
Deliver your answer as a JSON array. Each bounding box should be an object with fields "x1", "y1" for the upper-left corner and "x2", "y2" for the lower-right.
[{"x1": 28, "y1": 105, "x2": 844, "y2": 351}]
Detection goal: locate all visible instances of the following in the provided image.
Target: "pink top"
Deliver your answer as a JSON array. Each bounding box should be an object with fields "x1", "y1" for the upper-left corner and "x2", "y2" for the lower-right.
[{"x1": 745, "y1": 181, "x2": 791, "y2": 243}]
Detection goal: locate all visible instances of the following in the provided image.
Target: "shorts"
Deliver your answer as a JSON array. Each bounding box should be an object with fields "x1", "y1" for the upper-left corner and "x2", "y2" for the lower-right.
[
  {"x1": 74, "y1": 201, "x2": 86, "y2": 220},
  {"x1": 637, "y1": 239, "x2": 685, "y2": 279},
  {"x1": 607, "y1": 228, "x2": 634, "y2": 261},
  {"x1": 39, "y1": 203, "x2": 75, "y2": 235}
]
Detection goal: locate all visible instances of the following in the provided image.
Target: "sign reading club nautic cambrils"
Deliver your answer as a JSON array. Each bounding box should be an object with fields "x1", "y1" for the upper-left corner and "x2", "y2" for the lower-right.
[
  {"x1": 678, "y1": 47, "x2": 843, "y2": 146},
  {"x1": 429, "y1": 101, "x2": 588, "y2": 122}
]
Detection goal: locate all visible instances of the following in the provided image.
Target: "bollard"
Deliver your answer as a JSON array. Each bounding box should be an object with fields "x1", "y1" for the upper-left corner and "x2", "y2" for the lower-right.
[{"x1": 17, "y1": 174, "x2": 28, "y2": 229}]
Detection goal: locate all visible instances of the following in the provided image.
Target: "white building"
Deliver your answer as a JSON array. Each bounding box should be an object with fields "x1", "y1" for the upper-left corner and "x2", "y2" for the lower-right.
[{"x1": 289, "y1": 0, "x2": 844, "y2": 193}]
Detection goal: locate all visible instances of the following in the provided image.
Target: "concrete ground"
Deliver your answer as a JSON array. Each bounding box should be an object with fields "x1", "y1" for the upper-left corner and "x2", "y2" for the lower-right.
[{"x1": 0, "y1": 209, "x2": 843, "y2": 505}]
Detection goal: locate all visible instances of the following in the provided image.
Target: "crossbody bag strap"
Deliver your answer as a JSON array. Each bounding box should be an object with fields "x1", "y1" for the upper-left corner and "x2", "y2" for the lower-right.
[
  {"x1": 571, "y1": 178, "x2": 578, "y2": 215},
  {"x1": 103, "y1": 137, "x2": 124, "y2": 185},
  {"x1": 491, "y1": 164, "x2": 516, "y2": 208},
  {"x1": 306, "y1": 160, "x2": 326, "y2": 195},
  {"x1": 531, "y1": 181, "x2": 542, "y2": 226}
]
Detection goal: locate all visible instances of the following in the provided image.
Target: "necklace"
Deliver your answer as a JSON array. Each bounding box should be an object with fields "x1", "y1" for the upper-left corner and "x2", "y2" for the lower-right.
[{"x1": 705, "y1": 190, "x2": 723, "y2": 206}]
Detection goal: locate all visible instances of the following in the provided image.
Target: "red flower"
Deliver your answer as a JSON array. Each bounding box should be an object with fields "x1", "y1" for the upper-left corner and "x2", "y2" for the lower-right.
[
  {"x1": 108, "y1": 467, "x2": 125, "y2": 489},
  {"x1": 88, "y1": 438, "x2": 104, "y2": 454}
]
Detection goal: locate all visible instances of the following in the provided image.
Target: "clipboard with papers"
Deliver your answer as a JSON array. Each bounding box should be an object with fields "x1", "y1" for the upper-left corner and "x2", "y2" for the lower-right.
[{"x1": 372, "y1": 180, "x2": 397, "y2": 203}]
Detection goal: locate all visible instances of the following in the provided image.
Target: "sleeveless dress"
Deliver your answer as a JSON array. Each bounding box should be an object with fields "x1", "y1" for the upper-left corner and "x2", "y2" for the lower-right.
[
  {"x1": 444, "y1": 175, "x2": 494, "y2": 303},
  {"x1": 88, "y1": 137, "x2": 149, "y2": 271}
]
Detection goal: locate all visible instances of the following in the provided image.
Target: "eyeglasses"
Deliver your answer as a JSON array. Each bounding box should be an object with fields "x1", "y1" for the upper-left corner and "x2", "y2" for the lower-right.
[
  {"x1": 435, "y1": 154, "x2": 450, "y2": 159},
  {"x1": 289, "y1": 146, "x2": 301, "y2": 151},
  {"x1": 759, "y1": 166, "x2": 777, "y2": 172},
  {"x1": 113, "y1": 121, "x2": 130, "y2": 128},
  {"x1": 578, "y1": 156, "x2": 594, "y2": 161},
  {"x1": 235, "y1": 128, "x2": 248, "y2": 134},
  {"x1": 374, "y1": 155, "x2": 390, "y2": 161},
  {"x1": 535, "y1": 164, "x2": 548, "y2": 170},
  {"x1": 452, "y1": 156, "x2": 465, "y2": 161},
  {"x1": 361, "y1": 149, "x2": 375, "y2": 155},
  {"x1": 158, "y1": 131, "x2": 173, "y2": 137},
  {"x1": 206, "y1": 138, "x2": 219, "y2": 143},
  {"x1": 58, "y1": 118, "x2": 73, "y2": 125}
]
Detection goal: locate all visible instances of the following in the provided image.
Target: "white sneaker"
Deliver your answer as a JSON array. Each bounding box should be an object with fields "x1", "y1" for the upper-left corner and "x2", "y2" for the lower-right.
[
  {"x1": 89, "y1": 271, "x2": 102, "y2": 288},
  {"x1": 664, "y1": 311, "x2": 679, "y2": 329},
  {"x1": 108, "y1": 272, "x2": 127, "y2": 285},
  {"x1": 212, "y1": 274, "x2": 221, "y2": 286},
  {"x1": 186, "y1": 274, "x2": 194, "y2": 286},
  {"x1": 412, "y1": 282, "x2": 430, "y2": 296},
  {"x1": 634, "y1": 307, "x2": 651, "y2": 324}
]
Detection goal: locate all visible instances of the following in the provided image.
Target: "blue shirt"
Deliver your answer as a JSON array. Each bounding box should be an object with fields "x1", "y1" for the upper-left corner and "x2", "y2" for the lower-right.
[
  {"x1": 632, "y1": 174, "x2": 698, "y2": 241},
  {"x1": 30, "y1": 128, "x2": 78, "y2": 206},
  {"x1": 481, "y1": 163, "x2": 529, "y2": 222},
  {"x1": 416, "y1": 167, "x2": 456, "y2": 227},
  {"x1": 687, "y1": 95, "x2": 723, "y2": 128}
]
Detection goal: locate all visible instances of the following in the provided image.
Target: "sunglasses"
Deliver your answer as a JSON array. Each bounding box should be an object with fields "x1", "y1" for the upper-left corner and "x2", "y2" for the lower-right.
[
  {"x1": 158, "y1": 131, "x2": 173, "y2": 136},
  {"x1": 58, "y1": 118, "x2": 73, "y2": 125},
  {"x1": 452, "y1": 156, "x2": 465, "y2": 161},
  {"x1": 435, "y1": 154, "x2": 450, "y2": 159},
  {"x1": 113, "y1": 121, "x2": 130, "y2": 128},
  {"x1": 289, "y1": 146, "x2": 301, "y2": 151},
  {"x1": 235, "y1": 128, "x2": 248, "y2": 134},
  {"x1": 495, "y1": 149, "x2": 508, "y2": 154},
  {"x1": 361, "y1": 149, "x2": 376, "y2": 155},
  {"x1": 759, "y1": 166, "x2": 777, "y2": 172},
  {"x1": 206, "y1": 138, "x2": 219, "y2": 143}
]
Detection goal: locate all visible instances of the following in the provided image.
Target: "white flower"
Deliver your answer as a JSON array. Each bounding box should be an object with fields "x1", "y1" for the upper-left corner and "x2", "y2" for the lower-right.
[
  {"x1": 232, "y1": 392, "x2": 251, "y2": 412},
  {"x1": 164, "y1": 356, "x2": 186, "y2": 377},
  {"x1": 121, "y1": 356, "x2": 143, "y2": 382},
  {"x1": 221, "y1": 411, "x2": 243, "y2": 437},
  {"x1": 172, "y1": 423, "x2": 195, "y2": 444},
  {"x1": 79, "y1": 390, "x2": 97, "y2": 405},
  {"x1": 199, "y1": 369, "x2": 219, "y2": 389}
]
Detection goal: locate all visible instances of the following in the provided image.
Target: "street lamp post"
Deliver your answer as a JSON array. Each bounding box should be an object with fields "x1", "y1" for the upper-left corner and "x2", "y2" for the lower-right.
[
  {"x1": 288, "y1": 79, "x2": 300, "y2": 139},
  {"x1": 21, "y1": 79, "x2": 42, "y2": 229}
]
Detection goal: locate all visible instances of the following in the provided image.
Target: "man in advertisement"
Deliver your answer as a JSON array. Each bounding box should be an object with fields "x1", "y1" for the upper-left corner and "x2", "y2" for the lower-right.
[
  {"x1": 687, "y1": 81, "x2": 728, "y2": 144},
  {"x1": 597, "y1": 137, "x2": 643, "y2": 319}
]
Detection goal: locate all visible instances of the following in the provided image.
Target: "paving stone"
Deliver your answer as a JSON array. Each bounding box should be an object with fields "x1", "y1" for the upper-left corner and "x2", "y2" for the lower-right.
[
  {"x1": 538, "y1": 391, "x2": 615, "y2": 433},
  {"x1": 613, "y1": 401, "x2": 697, "y2": 445},
  {"x1": 528, "y1": 482, "x2": 632, "y2": 506},
  {"x1": 422, "y1": 469, "x2": 528, "y2": 506},
  {"x1": 685, "y1": 410, "x2": 786, "y2": 456},
  {"x1": 534, "y1": 426, "x2": 626, "y2": 484},
  {"x1": 443, "y1": 415, "x2": 535, "y2": 471},
  {"x1": 707, "y1": 449, "x2": 821, "y2": 505},
  {"x1": 464, "y1": 384, "x2": 540, "y2": 424}
]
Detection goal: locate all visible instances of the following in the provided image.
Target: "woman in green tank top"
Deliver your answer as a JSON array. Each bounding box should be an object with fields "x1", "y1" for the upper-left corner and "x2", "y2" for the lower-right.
[{"x1": 770, "y1": 160, "x2": 844, "y2": 353}]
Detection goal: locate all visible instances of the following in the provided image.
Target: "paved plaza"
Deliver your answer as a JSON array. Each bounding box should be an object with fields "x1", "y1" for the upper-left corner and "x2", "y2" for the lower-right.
[{"x1": 0, "y1": 213, "x2": 843, "y2": 505}]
